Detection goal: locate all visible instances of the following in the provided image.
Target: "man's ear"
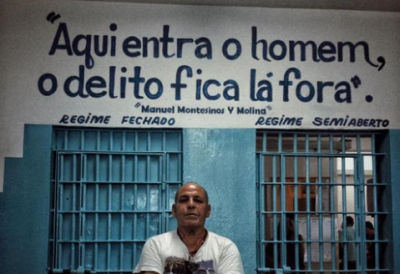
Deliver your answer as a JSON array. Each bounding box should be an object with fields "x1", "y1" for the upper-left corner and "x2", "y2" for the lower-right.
[
  {"x1": 206, "y1": 204, "x2": 211, "y2": 218},
  {"x1": 172, "y1": 204, "x2": 176, "y2": 217}
]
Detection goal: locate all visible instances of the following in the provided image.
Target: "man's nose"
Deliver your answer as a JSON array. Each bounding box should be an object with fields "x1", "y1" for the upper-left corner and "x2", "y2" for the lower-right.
[{"x1": 187, "y1": 198, "x2": 195, "y2": 208}]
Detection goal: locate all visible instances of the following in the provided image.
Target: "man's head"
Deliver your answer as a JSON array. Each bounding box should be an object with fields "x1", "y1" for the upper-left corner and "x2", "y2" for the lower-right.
[
  {"x1": 172, "y1": 182, "x2": 211, "y2": 230},
  {"x1": 366, "y1": 221, "x2": 374, "y2": 236},
  {"x1": 346, "y1": 216, "x2": 354, "y2": 227}
]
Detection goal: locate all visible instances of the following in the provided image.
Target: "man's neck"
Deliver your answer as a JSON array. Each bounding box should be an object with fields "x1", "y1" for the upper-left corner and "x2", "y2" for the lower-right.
[
  {"x1": 177, "y1": 227, "x2": 208, "y2": 256},
  {"x1": 178, "y1": 227, "x2": 206, "y2": 238}
]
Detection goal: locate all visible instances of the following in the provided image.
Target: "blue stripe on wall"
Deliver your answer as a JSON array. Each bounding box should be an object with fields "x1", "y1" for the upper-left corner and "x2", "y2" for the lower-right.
[
  {"x1": 0, "y1": 124, "x2": 53, "y2": 274},
  {"x1": 183, "y1": 128, "x2": 257, "y2": 274},
  {"x1": 378, "y1": 130, "x2": 400, "y2": 273}
]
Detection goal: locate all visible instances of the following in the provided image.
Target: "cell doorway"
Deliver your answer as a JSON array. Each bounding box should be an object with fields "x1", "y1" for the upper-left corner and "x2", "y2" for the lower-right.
[
  {"x1": 256, "y1": 131, "x2": 388, "y2": 274},
  {"x1": 48, "y1": 128, "x2": 183, "y2": 274}
]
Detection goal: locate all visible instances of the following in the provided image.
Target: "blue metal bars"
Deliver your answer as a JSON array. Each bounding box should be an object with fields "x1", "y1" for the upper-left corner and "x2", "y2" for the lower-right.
[
  {"x1": 256, "y1": 131, "x2": 388, "y2": 274},
  {"x1": 49, "y1": 128, "x2": 182, "y2": 274}
]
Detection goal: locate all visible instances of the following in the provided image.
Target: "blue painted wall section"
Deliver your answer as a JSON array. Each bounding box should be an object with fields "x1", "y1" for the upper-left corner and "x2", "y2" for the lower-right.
[
  {"x1": 0, "y1": 125, "x2": 53, "y2": 274},
  {"x1": 183, "y1": 128, "x2": 257, "y2": 274},
  {"x1": 377, "y1": 130, "x2": 400, "y2": 273},
  {"x1": 1, "y1": 127, "x2": 398, "y2": 274}
]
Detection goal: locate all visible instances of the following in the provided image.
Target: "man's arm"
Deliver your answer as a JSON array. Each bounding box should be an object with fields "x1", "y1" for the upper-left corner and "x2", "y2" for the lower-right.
[
  {"x1": 133, "y1": 238, "x2": 163, "y2": 274},
  {"x1": 218, "y1": 240, "x2": 244, "y2": 274}
]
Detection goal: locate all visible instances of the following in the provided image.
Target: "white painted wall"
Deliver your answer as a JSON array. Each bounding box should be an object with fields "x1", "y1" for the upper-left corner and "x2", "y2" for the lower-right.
[{"x1": 1, "y1": 0, "x2": 400, "y2": 191}]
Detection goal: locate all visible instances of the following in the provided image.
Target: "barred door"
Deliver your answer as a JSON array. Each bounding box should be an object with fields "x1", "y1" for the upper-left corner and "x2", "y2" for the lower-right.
[
  {"x1": 256, "y1": 131, "x2": 388, "y2": 274},
  {"x1": 48, "y1": 128, "x2": 182, "y2": 274}
]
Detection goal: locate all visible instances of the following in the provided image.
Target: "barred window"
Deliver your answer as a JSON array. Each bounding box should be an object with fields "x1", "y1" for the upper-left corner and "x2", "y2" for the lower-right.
[
  {"x1": 256, "y1": 131, "x2": 388, "y2": 274},
  {"x1": 48, "y1": 128, "x2": 183, "y2": 274}
]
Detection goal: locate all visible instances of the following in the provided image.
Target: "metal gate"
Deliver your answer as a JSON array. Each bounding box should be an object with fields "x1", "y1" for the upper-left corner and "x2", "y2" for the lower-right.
[
  {"x1": 48, "y1": 128, "x2": 182, "y2": 274},
  {"x1": 256, "y1": 131, "x2": 388, "y2": 273}
]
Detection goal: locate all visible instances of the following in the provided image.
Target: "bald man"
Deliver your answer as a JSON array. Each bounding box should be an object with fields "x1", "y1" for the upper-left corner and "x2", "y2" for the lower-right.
[{"x1": 133, "y1": 182, "x2": 244, "y2": 274}]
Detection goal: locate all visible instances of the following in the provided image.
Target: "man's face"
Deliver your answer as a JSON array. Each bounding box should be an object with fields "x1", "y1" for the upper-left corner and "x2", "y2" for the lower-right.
[
  {"x1": 172, "y1": 183, "x2": 211, "y2": 229},
  {"x1": 366, "y1": 227, "x2": 374, "y2": 237}
]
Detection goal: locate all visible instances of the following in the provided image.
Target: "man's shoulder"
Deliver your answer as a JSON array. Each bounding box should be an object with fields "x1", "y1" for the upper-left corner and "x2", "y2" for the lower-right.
[
  {"x1": 207, "y1": 231, "x2": 237, "y2": 246},
  {"x1": 347, "y1": 226, "x2": 356, "y2": 232},
  {"x1": 147, "y1": 230, "x2": 176, "y2": 242}
]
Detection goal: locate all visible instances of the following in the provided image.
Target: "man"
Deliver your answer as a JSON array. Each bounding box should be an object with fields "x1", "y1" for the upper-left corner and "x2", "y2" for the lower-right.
[
  {"x1": 265, "y1": 216, "x2": 305, "y2": 272},
  {"x1": 133, "y1": 182, "x2": 244, "y2": 274},
  {"x1": 365, "y1": 221, "x2": 375, "y2": 273},
  {"x1": 338, "y1": 216, "x2": 356, "y2": 270}
]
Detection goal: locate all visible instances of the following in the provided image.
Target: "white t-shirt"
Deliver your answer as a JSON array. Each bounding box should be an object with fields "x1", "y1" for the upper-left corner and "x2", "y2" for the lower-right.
[
  {"x1": 133, "y1": 230, "x2": 244, "y2": 274},
  {"x1": 338, "y1": 226, "x2": 356, "y2": 261}
]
